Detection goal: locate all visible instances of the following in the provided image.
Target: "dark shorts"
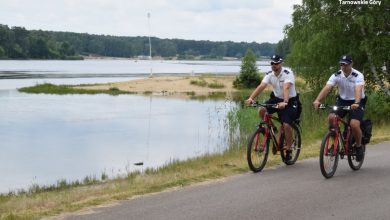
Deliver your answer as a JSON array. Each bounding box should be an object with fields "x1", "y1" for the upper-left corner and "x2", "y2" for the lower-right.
[
  {"x1": 334, "y1": 96, "x2": 367, "y2": 122},
  {"x1": 265, "y1": 97, "x2": 298, "y2": 126}
]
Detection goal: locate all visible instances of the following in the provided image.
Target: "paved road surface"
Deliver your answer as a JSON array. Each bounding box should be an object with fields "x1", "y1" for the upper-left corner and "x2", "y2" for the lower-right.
[{"x1": 60, "y1": 141, "x2": 390, "y2": 220}]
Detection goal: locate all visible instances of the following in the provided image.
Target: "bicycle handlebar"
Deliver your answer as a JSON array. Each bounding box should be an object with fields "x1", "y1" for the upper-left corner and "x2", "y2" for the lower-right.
[
  {"x1": 319, "y1": 104, "x2": 351, "y2": 111},
  {"x1": 250, "y1": 101, "x2": 279, "y2": 108}
]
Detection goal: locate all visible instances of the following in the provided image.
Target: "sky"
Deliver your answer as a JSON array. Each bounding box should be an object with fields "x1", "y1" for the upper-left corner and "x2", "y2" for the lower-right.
[{"x1": 0, "y1": 0, "x2": 301, "y2": 43}]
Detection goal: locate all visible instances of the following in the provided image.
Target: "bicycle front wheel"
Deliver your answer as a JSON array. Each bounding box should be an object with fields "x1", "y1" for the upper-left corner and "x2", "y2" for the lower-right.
[
  {"x1": 280, "y1": 123, "x2": 301, "y2": 165},
  {"x1": 319, "y1": 132, "x2": 339, "y2": 178},
  {"x1": 247, "y1": 127, "x2": 269, "y2": 173}
]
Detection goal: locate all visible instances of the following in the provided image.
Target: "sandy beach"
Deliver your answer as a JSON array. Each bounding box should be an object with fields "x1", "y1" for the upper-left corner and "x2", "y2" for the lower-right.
[{"x1": 77, "y1": 75, "x2": 239, "y2": 97}]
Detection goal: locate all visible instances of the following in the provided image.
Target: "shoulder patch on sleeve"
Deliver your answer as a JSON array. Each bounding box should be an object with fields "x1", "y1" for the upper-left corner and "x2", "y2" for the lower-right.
[
  {"x1": 283, "y1": 69, "x2": 290, "y2": 74},
  {"x1": 334, "y1": 70, "x2": 341, "y2": 76},
  {"x1": 352, "y1": 72, "x2": 358, "y2": 77}
]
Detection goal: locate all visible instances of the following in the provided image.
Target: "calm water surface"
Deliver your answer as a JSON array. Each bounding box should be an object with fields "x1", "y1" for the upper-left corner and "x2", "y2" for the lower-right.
[
  {"x1": 0, "y1": 90, "x2": 234, "y2": 193},
  {"x1": 0, "y1": 59, "x2": 270, "y2": 78},
  {"x1": 0, "y1": 60, "x2": 245, "y2": 193}
]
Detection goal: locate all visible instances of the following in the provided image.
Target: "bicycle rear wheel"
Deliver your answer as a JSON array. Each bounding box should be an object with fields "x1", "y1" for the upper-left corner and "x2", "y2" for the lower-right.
[
  {"x1": 348, "y1": 135, "x2": 365, "y2": 170},
  {"x1": 280, "y1": 123, "x2": 301, "y2": 165},
  {"x1": 247, "y1": 127, "x2": 269, "y2": 173},
  {"x1": 319, "y1": 132, "x2": 339, "y2": 178}
]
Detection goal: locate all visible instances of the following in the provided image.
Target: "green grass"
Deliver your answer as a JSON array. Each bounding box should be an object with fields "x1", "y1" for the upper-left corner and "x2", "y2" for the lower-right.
[
  {"x1": 143, "y1": 91, "x2": 153, "y2": 95},
  {"x1": 190, "y1": 79, "x2": 207, "y2": 87},
  {"x1": 18, "y1": 83, "x2": 136, "y2": 95},
  {"x1": 186, "y1": 91, "x2": 196, "y2": 96},
  {"x1": 190, "y1": 78, "x2": 225, "y2": 89},
  {"x1": 207, "y1": 81, "x2": 225, "y2": 89},
  {"x1": 189, "y1": 91, "x2": 227, "y2": 100}
]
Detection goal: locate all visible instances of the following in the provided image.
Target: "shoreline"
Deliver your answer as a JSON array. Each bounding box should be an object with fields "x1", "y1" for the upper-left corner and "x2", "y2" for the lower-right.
[{"x1": 75, "y1": 74, "x2": 239, "y2": 98}]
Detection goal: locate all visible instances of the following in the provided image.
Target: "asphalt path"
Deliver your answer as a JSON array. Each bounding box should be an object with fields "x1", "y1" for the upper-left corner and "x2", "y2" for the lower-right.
[{"x1": 60, "y1": 141, "x2": 390, "y2": 220}]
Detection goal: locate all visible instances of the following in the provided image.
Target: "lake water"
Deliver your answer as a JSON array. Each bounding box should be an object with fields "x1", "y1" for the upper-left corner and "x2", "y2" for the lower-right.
[
  {"x1": 0, "y1": 59, "x2": 271, "y2": 79},
  {"x1": 0, "y1": 60, "x2": 267, "y2": 193}
]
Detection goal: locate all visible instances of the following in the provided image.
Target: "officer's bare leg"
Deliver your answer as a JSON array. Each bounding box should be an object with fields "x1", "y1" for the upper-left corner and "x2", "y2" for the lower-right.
[
  {"x1": 283, "y1": 123, "x2": 293, "y2": 149},
  {"x1": 350, "y1": 119, "x2": 362, "y2": 146},
  {"x1": 328, "y1": 113, "x2": 337, "y2": 127},
  {"x1": 258, "y1": 107, "x2": 267, "y2": 119}
]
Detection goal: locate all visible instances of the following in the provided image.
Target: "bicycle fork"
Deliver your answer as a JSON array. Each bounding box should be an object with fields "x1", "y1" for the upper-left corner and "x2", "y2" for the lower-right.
[
  {"x1": 325, "y1": 130, "x2": 342, "y2": 156},
  {"x1": 254, "y1": 126, "x2": 267, "y2": 152}
]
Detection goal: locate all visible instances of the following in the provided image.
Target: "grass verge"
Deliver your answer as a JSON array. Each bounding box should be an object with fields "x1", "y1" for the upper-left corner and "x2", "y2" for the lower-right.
[{"x1": 1, "y1": 126, "x2": 388, "y2": 220}]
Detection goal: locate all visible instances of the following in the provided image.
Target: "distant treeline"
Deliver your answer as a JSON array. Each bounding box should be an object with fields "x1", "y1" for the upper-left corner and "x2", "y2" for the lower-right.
[
  {"x1": 0, "y1": 24, "x2": 279, "y2": 60},
  {"x1": 0, "y1": 24, "x2": 81, "y2": 59}
]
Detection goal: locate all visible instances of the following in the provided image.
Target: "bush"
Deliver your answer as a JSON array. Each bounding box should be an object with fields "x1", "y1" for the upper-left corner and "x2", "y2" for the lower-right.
[
  {"x1": 190, "y1": 79, "x2": 207, "y2": 87},
  {"x1": 233, "y1": 48, "x2": 262, "y2": 88},
  {"x1": 207, "y1": 81, "x2": 225, "y2": 89},
  {"x1": 365, "y1": 90, "x2": 390, "y2": 123}
]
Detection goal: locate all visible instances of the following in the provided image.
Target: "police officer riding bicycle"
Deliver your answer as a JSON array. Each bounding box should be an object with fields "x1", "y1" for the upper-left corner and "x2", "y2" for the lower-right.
[
  {"x1": 313, "y1": 55, "x2": 366, "y2": 161},
  {"x1": 246, "y1": 55, "x2": 299, "y2": 161}
]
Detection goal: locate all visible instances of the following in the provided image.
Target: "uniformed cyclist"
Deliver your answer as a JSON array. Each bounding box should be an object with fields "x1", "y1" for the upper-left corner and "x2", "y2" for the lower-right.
[
  {"x1": 246, "y1": 55, "x2": 299, "y2": 161},
  {"x1": 313, "y1": 55, "x2": 366, "y2": 161}
]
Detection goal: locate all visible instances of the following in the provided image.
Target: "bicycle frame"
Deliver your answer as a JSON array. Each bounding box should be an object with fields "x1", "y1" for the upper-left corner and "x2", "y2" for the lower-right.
[
  {"x1": 253, "y1": 104, "x2": 284, "y2": 153},
  {"x1": 326, "y1": 114, "x2": 352, "y2": 157},
  {"x1": 320, "y1": 104, "x2": 354, "y2": 157}
]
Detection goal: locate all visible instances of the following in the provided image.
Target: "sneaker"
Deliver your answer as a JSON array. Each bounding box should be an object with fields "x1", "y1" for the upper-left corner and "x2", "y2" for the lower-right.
[
  {"x1": 356, "y1": 146, "x2": 364, "y2": 162},
  {"x1": 285, "y1": 150, "x2": 292, "y2": 161}
]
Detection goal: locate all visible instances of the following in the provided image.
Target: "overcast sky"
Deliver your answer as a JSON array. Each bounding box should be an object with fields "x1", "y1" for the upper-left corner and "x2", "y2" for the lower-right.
[{"x1": 0, "y1": 0, "x2": 301, "y2": 43}]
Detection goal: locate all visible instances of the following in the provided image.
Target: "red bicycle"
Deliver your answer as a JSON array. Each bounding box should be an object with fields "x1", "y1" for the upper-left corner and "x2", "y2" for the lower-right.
[
  {"x1": 319, "y1": 104, "x2": 365, "y2": 178},
  {"x1": 247, "y1": 102, "x2": 301, "y2": 172}
]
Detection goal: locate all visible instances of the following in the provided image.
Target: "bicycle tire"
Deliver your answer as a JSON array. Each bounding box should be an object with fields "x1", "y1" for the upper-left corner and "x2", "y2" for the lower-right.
[
  {"x1": 280, "y1": 123, "x2": 301, "y2": 165},
  {"x1": 247, "y1": 127, "x2": 269, "y2": 173},
  {"x1": 348, "y1": 135, "x2": 365, "y2": 170},
  {"x1": 319, "y1": 132, "x2": 339, "y2": 178}
]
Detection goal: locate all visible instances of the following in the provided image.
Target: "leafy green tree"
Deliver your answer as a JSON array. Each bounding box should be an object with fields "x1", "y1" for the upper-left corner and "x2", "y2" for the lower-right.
[
  {"x1": 275, "y1": 38, "x2": 290, "y2": 59},
  {"x1": 59, "y1": 42, "x2": 75, "y2": 56},
  {"x1": 29, "y1": 37, "x2": 50, "y2": 58},
  {"x1": 233, "y1": 48, "x2": 261, "y2": 88},
  {"x1": 215, "y1": 44, "x2": 227, "y2": 57},
  {"x1": 0, "y1": 25, "x2": 14, "y2": 57},
  {"x1": 0, "y1": 46, "x2": 5, "y2": 57},
  {"x1": 158, "y1": 40, "x2": 177, "y2": 57},
  {"x1": 0, "y1": 23, "x2": 278, "y2": 60},
  {"x1": 12, "y1": 26, "x2": 29, "y2": 57},
  {"x1": 9, "y1": 44, "x2": 24, "y2": 58},
  {"x1": 0, "y1": 25, "x2": 9, "y2": 45},
  {"x1": 286, "y1": 0, "x2": 390, "y2": 95}
]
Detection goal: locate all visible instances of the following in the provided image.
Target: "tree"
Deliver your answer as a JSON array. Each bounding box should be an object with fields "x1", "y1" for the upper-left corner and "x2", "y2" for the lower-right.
[
  {"x1": 233, "y1": 48, "x2": 261, "y2": 88},
  {"x1": 215, "y1": 44, "x2": 227, "y2": 57},
  {"x1": 0, "y1": 23, "x2": 278, "y2": 60},
  {"x1": 29, "y1": 37, "x2": 50, "y2": 58},
  {"x1": 12, "y1": 26, "x2": 29, "y2": 57},
  {"x1": 0, "y1": 46, "x2": 5, "y2": 57},
  {"x1": 286, "y1": 0, "x2": 390, "y2": 95},
  {"x1": 275, "y1": 38, "x2": 290, "y2": 59},
  {"x1": 158, "y1": 40, "x2": 177, "y2": 57},
  {"x1": 59, "y1": 42, "x2": 75, "y2": 56}
]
